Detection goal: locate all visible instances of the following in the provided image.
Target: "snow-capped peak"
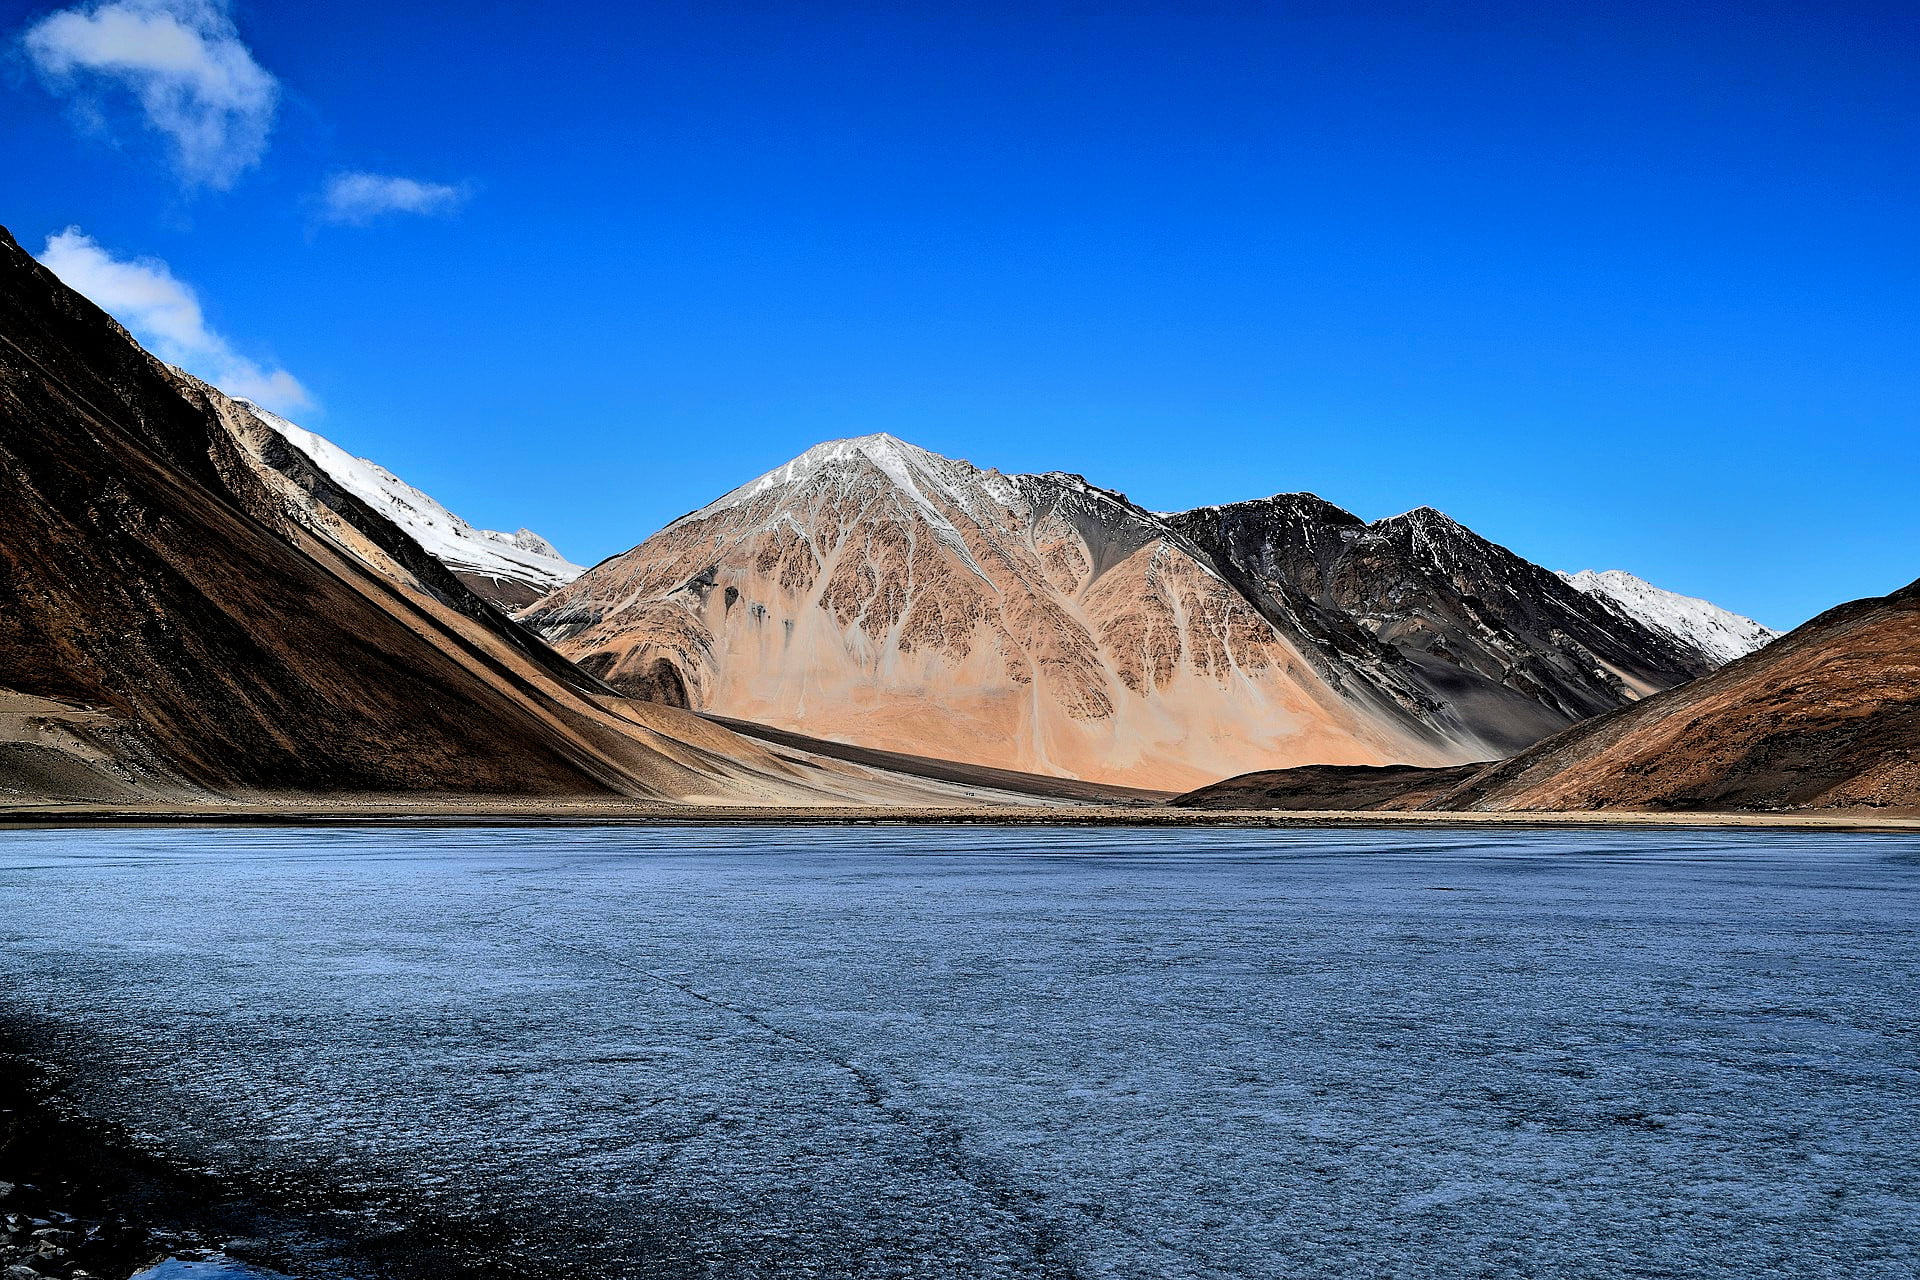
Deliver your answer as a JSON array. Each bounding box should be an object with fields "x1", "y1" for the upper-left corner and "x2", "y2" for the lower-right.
[
  {"x1": 690, "y1": 434, "x2": 930, "y2": 503},
  {"x1": 1559, "y1": 568, "x2": 1779, "y2": 666},
  {"x1": 242, "y1": 403, "x2": 585, "y2": 598}
]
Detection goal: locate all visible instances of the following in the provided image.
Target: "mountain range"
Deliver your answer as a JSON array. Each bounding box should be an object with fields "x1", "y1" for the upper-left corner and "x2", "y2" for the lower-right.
[
  {"x1": 5, "y1": 217, "x2": 1909, "y2": 816},
  {"x1": 519, "y1": 434, "x2": 1773, "y2": 789},
  {"x1": 1180, "y1": 574, "x2": 1918, "y2": 813}
]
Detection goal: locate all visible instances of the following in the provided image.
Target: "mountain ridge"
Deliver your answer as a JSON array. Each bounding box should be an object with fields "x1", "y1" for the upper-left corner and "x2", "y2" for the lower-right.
[
  {"x1": 1558, "y1": 568, "x2": 1778, "y2": 665},
  {"x1": 244, "y1": 403, "x2": 586, "y2": 608},
  {"x1": 522, "y1": 433, "x2": 1762, "y2": 788}
]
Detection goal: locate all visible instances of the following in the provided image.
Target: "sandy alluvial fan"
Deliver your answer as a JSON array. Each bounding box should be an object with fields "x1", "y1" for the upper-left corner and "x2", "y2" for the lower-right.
[
  {"x1": 0, "y1": 225, "x2": 986, "y2": 808},
  {"x1": 523, "y1": 435, "x2": 1770, "y2": 790}
]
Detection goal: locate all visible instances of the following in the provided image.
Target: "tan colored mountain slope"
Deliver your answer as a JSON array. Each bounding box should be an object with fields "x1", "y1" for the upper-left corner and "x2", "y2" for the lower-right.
[{"x1": 524, "y1": 436, "x2": 1531, "y2": 789}]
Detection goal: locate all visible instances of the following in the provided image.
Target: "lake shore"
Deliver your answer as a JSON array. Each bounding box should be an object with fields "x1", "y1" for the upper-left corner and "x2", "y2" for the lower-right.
[
  {"x1": 0, "y1": 1043, "x2": 240, "y2": 1280},
  {"x1": 0, "y1": 1031, "x2": 539, "y2": 1280},
  {"x1": 2, "y1": 799, "x2": 1917, "y2": 831}
]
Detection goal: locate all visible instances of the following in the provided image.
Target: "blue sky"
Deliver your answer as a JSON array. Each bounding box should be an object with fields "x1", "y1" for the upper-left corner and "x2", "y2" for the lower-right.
[{"x1": 6, "y1": 0, "x2": 1915, "y2": 628}]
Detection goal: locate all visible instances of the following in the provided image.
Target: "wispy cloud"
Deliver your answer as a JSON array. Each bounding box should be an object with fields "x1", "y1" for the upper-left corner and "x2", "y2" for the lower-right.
[
  {"x1": 21, "y1": 0, "x2": 278, "y2": 189},
  {"x1": 320, "y1": 172, "x2": 470, "y2": 226},
  {"x1": 38, "y1": 227, "x2": 312, "y2": 413}
]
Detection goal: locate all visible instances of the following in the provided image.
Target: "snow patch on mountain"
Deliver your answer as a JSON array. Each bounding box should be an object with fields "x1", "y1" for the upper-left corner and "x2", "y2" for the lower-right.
[
  {"x1": 1559, "y1": 569, "x2": 1778, "y2": 666},
  {"x1": 688, "y1": 435, "x2": 946, "y2": 520},
  {"x1": 244, "y1": 403, "x2": 584, "y2": 596},
  {"x1": 675, "y1": 433, "x2": 1019, "y2": 581}
]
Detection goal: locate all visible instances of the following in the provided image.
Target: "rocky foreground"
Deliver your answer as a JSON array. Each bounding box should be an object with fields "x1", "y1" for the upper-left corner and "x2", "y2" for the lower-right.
[
  {"x1": 1, "y1": 1048, "x2": 252, "y2": 1280},
  {"x1": 0, "y1": 1039, "x2": 544, "y2": 1280}
]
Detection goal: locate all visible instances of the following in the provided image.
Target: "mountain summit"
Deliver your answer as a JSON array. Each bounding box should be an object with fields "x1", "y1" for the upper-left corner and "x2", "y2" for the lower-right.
[{"x1": 522, "y1": 436, "x2": 1762, "y2": 789}]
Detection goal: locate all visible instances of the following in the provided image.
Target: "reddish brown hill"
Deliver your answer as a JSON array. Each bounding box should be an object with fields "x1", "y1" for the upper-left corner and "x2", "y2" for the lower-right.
[{"x1": 1431, "y1": 578, "x2": 1920, "y2": 812}]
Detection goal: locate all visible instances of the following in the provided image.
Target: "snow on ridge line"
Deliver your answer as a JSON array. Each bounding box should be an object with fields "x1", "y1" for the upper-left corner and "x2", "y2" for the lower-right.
[
  {"x1": 241, "y1": 402, "x2": 585, "y2": 590},
  {"x1": 1559, "y1": 568, "x2": 1779, "y2": 666},
  {"x1": 675, "y1": 432, "x2": 1008, "y2": 582},
  {"x1": 680, "y1": 434, "x2": 1143, "y2": 528},
  {"x1": 659, "y1": 435, "x2": 1775, "y2": 667}
]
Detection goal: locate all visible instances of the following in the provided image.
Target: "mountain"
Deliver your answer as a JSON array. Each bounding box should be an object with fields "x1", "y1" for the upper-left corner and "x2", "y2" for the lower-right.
[
  {"x1": 1434, "y1": 577, "x2": 1920, "y2": 812},
  {"x1": 523, "y1": 435, "x2": 1525, "y2": 789},
  {"x1": 1175, "y1": 577, "x2": 1917, "y2": 814},
  {"x1": 248, "y1": 406, "x2": 584, "y2": 608},
  {"x1": 0, "y1": 224, "x2": 980, "y2": 808},
  {"x1": 1558, "y1": 568, "x2": 1778, "y2": 666},
  {"x1": 522, "y1": 435, "x2": 1733, "y2": 789},
  {"x1": 1166, "y1": 496, "x2": 1720, "y2": 725}
]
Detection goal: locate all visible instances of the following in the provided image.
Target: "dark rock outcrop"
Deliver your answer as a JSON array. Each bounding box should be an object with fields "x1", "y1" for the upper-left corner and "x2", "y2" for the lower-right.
[
  {"x1": 1169, "y1": 496, "x2": 1718, "y2": 734},
  {"x1": 1171, "y1": 762, "x2": 1490, "y2": 811}
]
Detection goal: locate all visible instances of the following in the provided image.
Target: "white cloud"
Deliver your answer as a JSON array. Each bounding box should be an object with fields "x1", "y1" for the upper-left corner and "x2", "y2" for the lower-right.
[
  {"x1": 320, "y1": 172, "x2": 469, "y2": 225},
  {"x1": 22, "y1": 0, "x2": 278, "y2": 189},
  {"x1": 37, "y1": 227, "x2": 312, "y2": 413}
]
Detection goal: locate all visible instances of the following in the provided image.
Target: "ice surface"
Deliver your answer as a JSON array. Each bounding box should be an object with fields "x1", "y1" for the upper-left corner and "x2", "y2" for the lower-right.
[
  {"x1": 131, "y1": 1260, "x2": 294, "y2": 1279},
  {"x1": 1, "y1": 826, "x2": 1916, "y2": 1279}
]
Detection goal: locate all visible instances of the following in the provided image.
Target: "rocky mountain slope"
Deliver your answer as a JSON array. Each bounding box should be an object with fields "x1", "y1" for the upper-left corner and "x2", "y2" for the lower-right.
[
  {"x1": 0, "y1": 225, "x2": 986, "y2": 807},
  {"x1": 250, "y1": 405, "x2": 584, "y2": 608},
  {"x1": 1167, "y1": 496, "x2": 1724, "y2": 724},
  {"x1": 523, "y1": 435, "x2": 1748, "y2": 789},
  {"x1": 1559, "y1": 568, "x2": 1778, "y2": 665},
  {"x1": 1434, "y1": 576, "x2": 1919, "y2": 812},
  {"x1": 1173, "y1": 576, "x2": 1915, "y2": 813},
  {"x1": 524, "y1": 436, "x2": 1515, "y2": 789}
]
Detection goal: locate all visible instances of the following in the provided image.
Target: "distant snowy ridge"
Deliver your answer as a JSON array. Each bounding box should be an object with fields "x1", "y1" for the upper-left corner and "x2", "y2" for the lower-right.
[
  {"x1": 1558, "y1": 569, "x2": 1778, "y2": 665},
  {"x1": 242, "y1": 403, "x2": 584, "y2": 600}
]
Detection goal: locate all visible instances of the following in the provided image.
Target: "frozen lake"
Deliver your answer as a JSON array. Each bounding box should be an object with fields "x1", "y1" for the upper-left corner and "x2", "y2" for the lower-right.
[{"x1": 1, "y1": 824, "x2": 1917, "y2": 1278}]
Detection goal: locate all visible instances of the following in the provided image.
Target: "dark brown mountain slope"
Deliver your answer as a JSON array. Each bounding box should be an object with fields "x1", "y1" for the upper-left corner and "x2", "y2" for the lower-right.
[
  {"x1": 1169, "y1": 496, "x2": 1718, "y2": 736},
  {"x1": 0, "y1": 225, "x2": 927, "y2": 803},
  {"x1": 1170, "y1": 762, "x2": 1487, "y2": 811},
  {"x1": 1431, "y1": 577, "x2": 1920, "y2": 812}
]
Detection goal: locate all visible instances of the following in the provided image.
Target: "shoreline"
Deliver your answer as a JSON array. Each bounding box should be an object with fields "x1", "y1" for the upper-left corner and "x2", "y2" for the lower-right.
[
  {"x1": 0, "y1": 1044, "x2": 261, "y2": 1280},
  {"x1": 2, "y1": 800, "x2": 1917, "y2": 833},
  {"x1": 0, "y1": 1035, "x2": 542, "y2": 1280}
]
